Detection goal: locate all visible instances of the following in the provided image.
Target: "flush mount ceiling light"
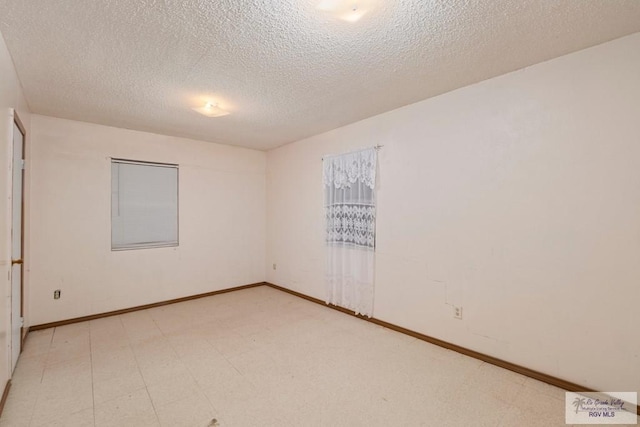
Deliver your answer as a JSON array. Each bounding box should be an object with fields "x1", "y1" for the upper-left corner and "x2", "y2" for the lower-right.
[
  {"x1": 317, "y1": 1, "x2": 368, "y2": 22},
  {"x1": 192, "y1": 102, "x2": 229, "y2": 118}
]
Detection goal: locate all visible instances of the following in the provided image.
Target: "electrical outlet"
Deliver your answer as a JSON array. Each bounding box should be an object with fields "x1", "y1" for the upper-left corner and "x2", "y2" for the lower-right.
[
  {"x1": 272, "y1": 263, "x2": 277, "y2": 270},
  {"x1": 54, "y1": 289, "x2": 61, "y2": 300},
  {"x1": 453, "y1": 306, "x2": 462, "y2": 320}
]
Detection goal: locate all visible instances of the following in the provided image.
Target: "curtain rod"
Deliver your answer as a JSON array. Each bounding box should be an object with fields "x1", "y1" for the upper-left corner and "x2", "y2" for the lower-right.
[{"x1": 322, "y1": 145, "x2": 384, "y2": 161}]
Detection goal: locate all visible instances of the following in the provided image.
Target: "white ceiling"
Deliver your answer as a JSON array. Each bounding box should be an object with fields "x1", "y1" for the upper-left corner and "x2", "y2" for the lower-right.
[{"x1": 1, "y1": 1, "x2": 639, "y2": 151}]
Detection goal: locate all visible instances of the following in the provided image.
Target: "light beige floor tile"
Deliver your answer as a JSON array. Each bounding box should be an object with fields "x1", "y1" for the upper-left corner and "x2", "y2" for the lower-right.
[
  {"x1": 131, "y1": 336, "x2": 176, "y2": 363},
  {"x1": 285, "y1": 392, "x2": 400, "y2": 427},
  {"x1": 5, "y1": 286, "x2": 605, "y2": 427},
  {"x1": 437, "y1": 380, "x2": 513, "y2": 427},
  {"x1": 89, "y1": 315, "x2": 123, "y2": 331},
  {"x1": 196, "y1": 325, "x2": 239, "y2": 346},
  {"x1": 0, "y1": 418, "x2": 30, "y2": 427},
  {"x1": 40, "y1": 356, "x2": 92, "y2": 390},
  {"x1": 32, "y1": 407, "x2": 94, "y2": 427},
  {"x1": 165, "y1": 330, "x2": 217, "y2": 360},
  {"x1": 500, "y1": 384, "x2": 570, "y2": 427},
  {"x1": 522, "y1": 376, "x2": 567, "y2": 401},
  {"x1": 182, "y1": 353, "x2": 242, "y2": 389},
  {"x1": 206, "y1": 332, "x2": 260, "y2": 358},
  {"x1": 93, "y1": 370, "x2": 146, "y2": 404},
  {"x1": 461, "y1": 361, "x2": 526, "y2": 404},
  {"x1": 225, "y1": 317, "x2": 270, "y2": 338},
  {"x1": 121, "y1": 317, "x2": 163, "y2": 344},
  {"x1": 50, "y1": 322, "x2": 90, "y2": 343},
  {"x1": 0, "y1": 392, "x2": 37, "y2": 426},
  {"x1": 90, "y1": 320, "x2": 130, "y2": 351},
  {"x1": 499, "y1": 403, "x2": 567, "y2": 427},
  {"x1": 203, "y1": 369, "x2": 288, "y2": 425},
  {"x1": 45, "y1": 338, "x2": 91, "y2": 365},
  {"x1": 155, "y1": 392, "x2": 217, "y2": 427},
  {"x1": 30, "y1": 381, "x2": 94, "y2": 426},
  {"x1": 146, "y1": 372, "x2": 201, "y2": 407},
  {"x1": 137, "y1": 356, "x2": 190, "y2": 387},
  {"x1": 10, "y1": 354, "x2": 46, "y2": 386},
  {"x1": 91, "y1": 333, "x2": 130, "y2": 352},
  {"x1": 147, "y1": 312, "x2": 191, "y2": 335},
  {"x1": 213, "y1": 400, "x2": 284, "y2": 427},
  {"x1": 201, "y1": 374, "x2": 259, "y2": 411},
  {"x1": 119, "y1": 310, "x2": 156, "y2": 327},
  {"x1": 97, "y1": 413, "x2": 160, "y2": 427},
  {"x1": 18, "y1": 331, "x2": 52, "y2": 359},
  {"x1": 94, "y1": 388, "x2": 157, "y2": 427},
  {"x1": 224, "y1": 348, "x2": 281, "y2": 378},
  {"x1": 91, "y1": 346, "x2": 139, "y2": 383}
]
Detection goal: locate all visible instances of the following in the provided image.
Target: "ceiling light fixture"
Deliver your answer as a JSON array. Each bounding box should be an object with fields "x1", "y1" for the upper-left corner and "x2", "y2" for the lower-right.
[
  {"x1": 341, "y1": 5, "x2": 367, "y2": 22},
  {"x1": 192, "y1": 102, "x2": 229, "y2": 118},
  {"x1": 317, "y1": 1, "x2": 368, "y2": 22}
]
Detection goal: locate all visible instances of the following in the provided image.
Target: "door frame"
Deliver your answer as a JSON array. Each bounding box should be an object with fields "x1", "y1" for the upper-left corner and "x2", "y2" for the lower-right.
[{"x1": 11, "y1": 111, "x2": 26, "y2": 360}]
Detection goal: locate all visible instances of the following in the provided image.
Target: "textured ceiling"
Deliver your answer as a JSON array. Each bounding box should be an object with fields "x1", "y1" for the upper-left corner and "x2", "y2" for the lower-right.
[{"x1": 1, "y1": 1, "x2": 639, "y2": 150}]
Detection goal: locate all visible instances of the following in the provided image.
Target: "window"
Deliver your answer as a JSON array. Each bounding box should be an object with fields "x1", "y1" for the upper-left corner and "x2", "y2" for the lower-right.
[
  {"x1": 323, "y1": 147, "x2": 377, "y2": 317},
  {"x1": 111, "y1": 159, "x2": 178, "y2": 250}
]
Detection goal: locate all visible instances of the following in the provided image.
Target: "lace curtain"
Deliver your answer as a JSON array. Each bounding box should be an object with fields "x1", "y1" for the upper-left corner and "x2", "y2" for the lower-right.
[{"x1": 323, "y1": 147, "x2": 377, "y2": 317}]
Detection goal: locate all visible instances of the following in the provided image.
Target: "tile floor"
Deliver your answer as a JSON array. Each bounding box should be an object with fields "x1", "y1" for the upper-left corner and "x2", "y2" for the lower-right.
[{"x1": 0, "y1": 286, "x2": 637, "y2": 426}]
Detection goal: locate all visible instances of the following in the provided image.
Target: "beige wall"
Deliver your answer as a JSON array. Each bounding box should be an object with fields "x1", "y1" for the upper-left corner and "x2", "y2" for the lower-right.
[
  {"x1": 266, "y1": 33, "x2": 640, "y2": 392},
  {"x1": 29, "y1": 115, "x2": 266, "y2": 325},
  {"x1": 0, "y1": 31, "x2": 31, "y2": 387}
]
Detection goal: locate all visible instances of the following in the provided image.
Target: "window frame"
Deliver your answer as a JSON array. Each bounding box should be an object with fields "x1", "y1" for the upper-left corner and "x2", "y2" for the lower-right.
[{"x1": 110, "y1": 158, "x2": 179, "y2": 251}]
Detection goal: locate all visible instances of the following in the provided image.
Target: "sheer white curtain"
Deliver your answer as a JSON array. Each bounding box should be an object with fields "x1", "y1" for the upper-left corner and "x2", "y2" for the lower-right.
[{"x1": 323, "y1": 147, "x2": 377, "y2": 317}]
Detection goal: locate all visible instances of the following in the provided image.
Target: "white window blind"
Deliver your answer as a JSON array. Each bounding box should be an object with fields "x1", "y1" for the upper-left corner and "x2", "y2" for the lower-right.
[{"x1": 111, "y1": 159, "x2": 178, "y2": 250}]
